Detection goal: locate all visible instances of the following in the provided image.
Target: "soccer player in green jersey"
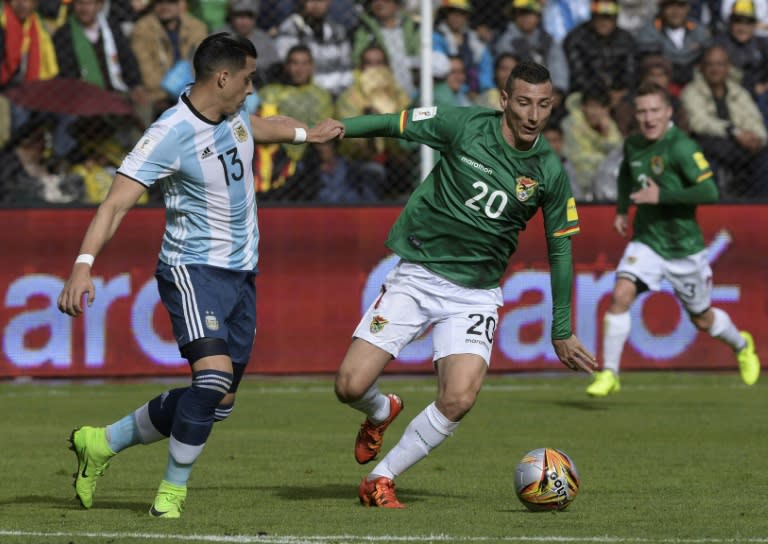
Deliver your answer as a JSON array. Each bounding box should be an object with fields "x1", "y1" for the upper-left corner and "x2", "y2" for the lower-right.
[
  {"x1": 333, "y1": 61, "x2": 598, "y2": 508},
  {"x1": 586, "y1": 81, "x2": 761, "y2": 398}
]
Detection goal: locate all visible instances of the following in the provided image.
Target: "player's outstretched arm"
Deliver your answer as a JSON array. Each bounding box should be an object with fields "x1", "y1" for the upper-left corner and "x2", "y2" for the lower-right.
[
  {"x1": 57, "y1": 174, "x2": 146, "y2": 317},
  {"x1": 250, "y1": 115, "x2": 343, "y2": 144},
  {"x1": 552, "y1": 335, "x2": 597, "y2": 373}
]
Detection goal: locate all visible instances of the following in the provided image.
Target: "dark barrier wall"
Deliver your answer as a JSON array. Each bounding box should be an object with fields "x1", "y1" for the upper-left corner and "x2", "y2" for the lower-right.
[{"x1": 1, "y1": 205, "x2": 765, "y2": 378}]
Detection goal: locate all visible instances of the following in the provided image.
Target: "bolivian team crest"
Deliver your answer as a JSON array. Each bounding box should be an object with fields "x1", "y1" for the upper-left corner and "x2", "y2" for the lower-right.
[
  {"x1": 515, "y1": 176, "x2": 538, "y2": 202},
  {"x1": 370, "y1": 315, "x2": 389, "y2": 334},
  {"x1": 651, "y1": 156, "x2": 664, "y2": 175},
  {"x1": 233, "y1": 121, "x2": 248, "y2": 143}
]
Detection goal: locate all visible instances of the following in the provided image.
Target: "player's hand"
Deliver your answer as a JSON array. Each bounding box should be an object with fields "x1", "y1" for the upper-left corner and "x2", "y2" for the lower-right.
[
  {"x1": 57, "y1": 265, "x2": 95, "y2": 317},
  {"x1": 308, "y1": 119, "x2": 345, "y2": 143},
  {"x1": 613, "y1": 214, "x2": 628, "y2": 237},
  {"x1": 552, "y1": 335, "x2": 597, "y2": 373},
  {"x1": 630, "y1": 177, "x2": 660, "y2": 205}
]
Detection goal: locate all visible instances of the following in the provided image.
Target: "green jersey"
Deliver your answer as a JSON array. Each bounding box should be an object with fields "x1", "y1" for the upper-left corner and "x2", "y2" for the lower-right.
[
  {"x1": 347, "y1": 106, "x2": 579, "y2": 288},
  {"x1": 343, "y1": 106, "x2": 581, "y2": 340},
  {"x1": 618, "y1": 125, "x2": 718, "y2": 259}
]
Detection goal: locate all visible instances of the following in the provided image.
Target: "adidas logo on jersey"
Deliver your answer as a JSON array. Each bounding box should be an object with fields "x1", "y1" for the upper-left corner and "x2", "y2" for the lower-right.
[{"x1": 200, "y1": 147, "x2": 213, "y2": 159}]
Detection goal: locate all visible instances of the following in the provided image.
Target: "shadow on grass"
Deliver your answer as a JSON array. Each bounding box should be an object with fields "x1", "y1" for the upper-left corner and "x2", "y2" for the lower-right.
[
  {"x1": 552, "y1": 400, "x2": 615, "y2": 411},
  {"x1": 0, "y1": 495, "x2": 149, "y2": 513},
  {"x1": 194, "y1": 483, "x2": 455, "y2": 505}
]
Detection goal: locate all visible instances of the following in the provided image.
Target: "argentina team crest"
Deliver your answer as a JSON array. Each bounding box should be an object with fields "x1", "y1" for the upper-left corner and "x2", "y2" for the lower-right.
[
  {"x1": 650, "y1": 156, "x2": 664, "y2": 175},
  {"x1": 370, "y1": 315, "x2": 389, "y2": 334},
  {"x1": 515, "y1": 176, "x2": 538, "y2": 202},
  {"x1": 205, "y1": 311, "x2": 220, "y2": 331},
  {"x1": 232, "y1": 121, "x2": 248, "y2": 143}
]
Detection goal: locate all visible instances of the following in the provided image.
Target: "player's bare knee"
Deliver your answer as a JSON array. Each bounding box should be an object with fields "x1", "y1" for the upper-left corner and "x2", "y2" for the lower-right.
[
  {"x1": 334, "y1": 375, "x2": 359, "y2": 403},
  {"x1": 690, "y1": 312, "x2": 711, "y2": 331},
  {"x1": 436, "y1": 393, "x2": 477, "y2": 421}
]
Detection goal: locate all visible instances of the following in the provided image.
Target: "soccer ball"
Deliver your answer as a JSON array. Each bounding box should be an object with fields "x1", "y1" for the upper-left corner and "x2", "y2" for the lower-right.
[{"x1": 514, "y1": 448, "x2": 580, "y2": 512}]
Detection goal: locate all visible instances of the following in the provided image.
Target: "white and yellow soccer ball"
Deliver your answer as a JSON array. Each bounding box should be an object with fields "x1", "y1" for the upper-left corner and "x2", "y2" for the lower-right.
[{"x1": 514, "y1": 448, "x2": 580, "y2": 511}]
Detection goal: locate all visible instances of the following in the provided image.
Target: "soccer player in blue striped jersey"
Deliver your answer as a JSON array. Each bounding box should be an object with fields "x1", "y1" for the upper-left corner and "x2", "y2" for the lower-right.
[{"x1": 58, "y1": 32, "x2": 344, "y2": 518}]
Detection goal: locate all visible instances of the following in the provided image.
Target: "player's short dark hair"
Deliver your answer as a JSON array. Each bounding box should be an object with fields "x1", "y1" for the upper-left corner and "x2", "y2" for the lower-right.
[
  {"x1": 193, "y1": 32, "x2": 258, "y2": 82},
  {"x1": 505, "y1": 60, "x2": 551, "y2": 93},
  {"x1": 635, "y1": 80, "x2": 671, "y2": 106}
]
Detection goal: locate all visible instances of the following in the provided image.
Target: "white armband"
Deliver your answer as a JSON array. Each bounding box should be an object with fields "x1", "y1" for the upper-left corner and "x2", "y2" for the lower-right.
[
  {"x1": 293, "y1": 127, "x2": 307, "y2": 144},
  {"x1": 75, "y1": 254, "x2": 95, "y2": 267}
]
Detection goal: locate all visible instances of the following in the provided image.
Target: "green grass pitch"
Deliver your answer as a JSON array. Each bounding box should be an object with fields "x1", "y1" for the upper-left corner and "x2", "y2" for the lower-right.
[{"x1": 0, "y1": 372, "x2": 766, "y2": 544}]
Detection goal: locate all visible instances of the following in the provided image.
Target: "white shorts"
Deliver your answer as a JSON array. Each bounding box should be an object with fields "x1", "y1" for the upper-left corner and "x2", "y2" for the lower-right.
[
  {"x1": 353, "y1": 261, "x2": 503, "y2": 365},
  {"x1": 616, "y1": 241, "x2": 712, "y2": 315}
]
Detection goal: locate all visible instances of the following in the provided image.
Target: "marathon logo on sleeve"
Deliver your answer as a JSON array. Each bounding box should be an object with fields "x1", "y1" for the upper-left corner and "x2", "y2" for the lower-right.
[{"x1": 412, "y1": 107, "x2": 437, "y2": 122}]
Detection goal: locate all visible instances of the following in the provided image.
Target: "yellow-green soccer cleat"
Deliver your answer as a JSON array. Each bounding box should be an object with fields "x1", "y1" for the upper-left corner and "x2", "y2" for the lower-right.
[
  {"x1": 586, "y1": 370, "x2": 621, "y2": 397},
  {"x1": 69, "y1": 426, "x2": 114, "y2": 509},
  {"x1": 737, "y1": 331, "x2": 760, "y2": 386},
  {"x1": 149, "y1": 480, "x2": 187, "y2": 519}
]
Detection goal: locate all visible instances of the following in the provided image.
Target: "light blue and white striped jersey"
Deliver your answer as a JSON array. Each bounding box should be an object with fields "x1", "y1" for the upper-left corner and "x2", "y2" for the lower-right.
[{"x1": 119, "y1": 93, "x2": 258, "y2": 271}]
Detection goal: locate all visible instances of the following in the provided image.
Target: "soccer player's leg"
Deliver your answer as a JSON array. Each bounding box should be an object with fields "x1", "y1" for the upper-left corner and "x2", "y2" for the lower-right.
[
  {"x1": 358, "y1": 292, "x2": 496, "y2": 508},
  {"x1": 588, "y1": 242, "x2": 657, "y2": 397},
  {"x1": 148, "y1": 264, "x2": 254, "y2": 519},
  {"x1": 336, "y1": 338, "x2": 401, "y2": 465},
  {"x1": 336, "y1": 270, "x2": 426, "y2": 465},
  {"x1": 70, "y1": 387, "x2": 187, "y2": 509},
  {"x1": 675, "y1": 251, "x2": 759, "y2": 385},
  {"x1": 150, "y1": 339, "x2": 233, "y2": 519}
]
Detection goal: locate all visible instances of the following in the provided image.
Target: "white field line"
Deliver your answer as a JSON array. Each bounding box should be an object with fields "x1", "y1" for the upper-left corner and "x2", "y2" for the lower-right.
[{"x1": 1, "y1": 532, "x2": 768, "y2": 544}]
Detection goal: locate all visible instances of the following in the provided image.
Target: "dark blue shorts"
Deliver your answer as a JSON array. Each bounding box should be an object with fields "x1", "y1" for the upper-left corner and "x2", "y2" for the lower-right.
[{"x1": 155, "y1": 261, "x2": 257, "y2": 367}]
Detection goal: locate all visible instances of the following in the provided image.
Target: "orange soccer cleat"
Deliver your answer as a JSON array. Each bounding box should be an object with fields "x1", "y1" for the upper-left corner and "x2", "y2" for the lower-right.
[
  {"x1": 354, "y1": 393, "x2": 403, "y2": 464},
  {"x1": 358, "y1": 476, "x2": 405, "y2": 508}
]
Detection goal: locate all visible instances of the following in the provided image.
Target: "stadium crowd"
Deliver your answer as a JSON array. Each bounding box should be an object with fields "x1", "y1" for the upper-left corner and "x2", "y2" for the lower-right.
[{"x1": 1, "y1": 0, "x2": 767, "y2": 204}]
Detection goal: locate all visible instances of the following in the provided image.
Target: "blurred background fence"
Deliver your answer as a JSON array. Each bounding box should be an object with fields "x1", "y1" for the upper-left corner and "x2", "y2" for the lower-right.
[{"x1": 0, "y1": 0, "x2": 767, "y2": 206}]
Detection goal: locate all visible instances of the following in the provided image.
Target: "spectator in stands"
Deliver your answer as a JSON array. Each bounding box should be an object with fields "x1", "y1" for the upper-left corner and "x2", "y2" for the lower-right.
[
  {"x1": 714, "y1": 0, "x2": 768, "y2": 124},
  {"x1": 53, "y1": 0, "x2": 146, "y2": 104},
  {"x1": 614, "y1": 53, "x2": 689, "y2": 136},
  {"x1": 258, "y1": 0, "x2": 359, "y2": 34},
  {"x1": 561, "y1": 85, "x2": 623, "y2": 200},
  {"x1": 0, "y1": 0, "x2": 58, "y2": 89},
  {"x1": 336, "y1": 44, "x2": 411, "y2": 167},
  {"x1": 494, "y1": 0, "x2": 569, "y2": 109},
  {"x1": 275, "y1": 0, "x2": 353, "y2": 97},
  {"x1": 634, "y1": 0, "x2": 712, "y2": 92},
  {"x1": 616, "y1": 0, "x2": 656, "y2": 33},
  {"x1": 432, "y1": 0, "x2": 493, "y2": 96},
  {"x1": 541, "y1": 0, "x2": 591, "y2": 44},
  {"x1": 351, "y1": 0, "x2": 420, "y2": 98},
  {"x1": 720, "y1": 0, "x2": 768, "y2": 35},
  {"x1": 431, "y1": 54, "x2": 472, "y2": 107},
  {"x1": 130, "y1": 0, "x2": 208, "y2": 122},
  {"x1": 0, "y1": 114, "x2": 82, "y2": 204},
  {"x1": 542, "y1": 119, "x2": 581, "y2": 199},
  {"x1": 563, "y1": 0, "x2": 637, "y2": 110},
  {"x1": 216, "y1": 0, "x2": 280, "y2": 87},
  {"x1": 469, "y1": 0, "x2": 507, "y2": 44},
  {"x1": 289, "y1": 140, "x2": 388, "y2": 202},
  {"x1": 255, "y1": 44, "x2": 335, "y2": 198},
  {"x1": 681, "y1": 44, "x2": 768, "y2": 197},
  {"x1": 474, "y1": 52, "x2": 518, "y2": 110}
]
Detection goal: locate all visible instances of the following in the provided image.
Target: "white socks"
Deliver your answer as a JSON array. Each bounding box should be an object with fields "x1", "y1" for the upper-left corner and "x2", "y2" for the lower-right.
[
  {"x1": 349, "y1": 384, "x2": 391, "y2": 424},
  {"x1": 708, "y1": 307, "x2": 746, "y2": 351},
  {"x1": 602, "y1": 311, "x2": 631, "y2": 375},
  {"x1": 370, "y1": 402, "x2": 458, "y2": 481}
]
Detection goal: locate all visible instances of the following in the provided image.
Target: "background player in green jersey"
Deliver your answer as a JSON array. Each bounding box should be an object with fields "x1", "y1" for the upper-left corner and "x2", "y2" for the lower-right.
[
  {"x1": 586, "y1": 81, "x2": 761, "y2": 398},
  {"x1": 333, "y1": 61, "x2": 597, "y2": 508}
]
